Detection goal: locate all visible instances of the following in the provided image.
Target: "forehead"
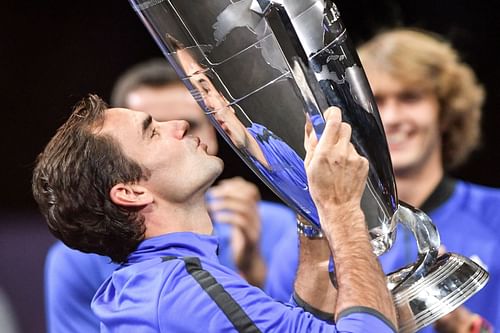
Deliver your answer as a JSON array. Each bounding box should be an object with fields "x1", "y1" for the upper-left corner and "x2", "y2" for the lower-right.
[
  {"x1": 126, "y1": 84, "x2": 203, "y2": 122},
  {"x1": 100, "y1": 108, "x2": 146, "y2": 140},
  {"x1": 177, "y1": 49, "x2": 205, "y2": 76},
  {"x1": 366, "y1": 70, "x2": 423, "y2": 96},
  {"x1": 366, "y1": 70, "x2": 401, "y2": 90}
]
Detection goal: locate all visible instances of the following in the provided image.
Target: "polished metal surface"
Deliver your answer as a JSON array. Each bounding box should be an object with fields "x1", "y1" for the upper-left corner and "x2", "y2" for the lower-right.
[
  {"x1": 390, "y1": 253, "x2": 489, "y2": 332},
  {"x1": 129, "y1": 0, "x2": 489, "y2": 330}
]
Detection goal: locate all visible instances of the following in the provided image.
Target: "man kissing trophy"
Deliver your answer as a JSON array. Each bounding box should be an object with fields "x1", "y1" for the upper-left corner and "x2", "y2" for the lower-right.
[{"x1": 128, "y1": 0, "x2": 488, "y2": 331}]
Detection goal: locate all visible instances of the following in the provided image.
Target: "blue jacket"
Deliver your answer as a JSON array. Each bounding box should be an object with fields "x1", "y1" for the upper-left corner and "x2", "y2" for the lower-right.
[
  {"x1": 44, "y1": 200, "x2": 296, "y2": 333},
  {"x1": 92, "y1": 232, "x2": 395, "y2": 332}
]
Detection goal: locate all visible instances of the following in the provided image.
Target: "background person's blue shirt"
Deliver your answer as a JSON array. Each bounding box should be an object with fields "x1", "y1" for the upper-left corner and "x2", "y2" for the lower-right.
[{"x1": 44, "y1": 243, "x2": 117, "y2": 333}]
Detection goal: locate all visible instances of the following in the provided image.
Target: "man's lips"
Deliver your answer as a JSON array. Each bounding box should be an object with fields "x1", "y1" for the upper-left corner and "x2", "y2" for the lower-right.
[
  {"x1": 190, "y1": 136, "x2": 209, "y2": 152},
  {"x1": 199, "y1": 142, "x2": 208, "y2": 152},
  {"x1": 188, "y1": 135, "x2": 203, "y2": 150}
]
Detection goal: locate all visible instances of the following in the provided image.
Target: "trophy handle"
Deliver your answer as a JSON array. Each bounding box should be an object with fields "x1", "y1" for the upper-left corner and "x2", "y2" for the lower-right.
[{"x1": 388, "y1": 202, "x2": 440, "y2": 288}]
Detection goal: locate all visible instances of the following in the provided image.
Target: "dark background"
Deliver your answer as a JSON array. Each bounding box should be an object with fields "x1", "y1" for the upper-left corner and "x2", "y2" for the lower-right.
[{"x1": 1, "y1": 1, "x2": 499, "y2": 332}]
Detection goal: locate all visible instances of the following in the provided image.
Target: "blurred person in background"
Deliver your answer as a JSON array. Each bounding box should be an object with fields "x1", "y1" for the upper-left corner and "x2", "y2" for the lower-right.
[{"x1": 359, "y1": 28, "x2": 499, "y2": 333}]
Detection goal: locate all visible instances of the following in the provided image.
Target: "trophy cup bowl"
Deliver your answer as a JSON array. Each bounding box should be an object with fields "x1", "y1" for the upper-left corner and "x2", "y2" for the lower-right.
[{"x1": 128, "y1": 0, "x2": 488, "y2": 330}]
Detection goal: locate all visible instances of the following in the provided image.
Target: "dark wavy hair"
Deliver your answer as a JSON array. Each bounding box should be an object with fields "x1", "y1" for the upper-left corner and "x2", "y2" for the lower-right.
[
  {"x1": 32, "y1": 94, "x2": 148, "y2": 262},
  {"x1": 359, "y1": 28, "x2": 485, "y2": 170}
]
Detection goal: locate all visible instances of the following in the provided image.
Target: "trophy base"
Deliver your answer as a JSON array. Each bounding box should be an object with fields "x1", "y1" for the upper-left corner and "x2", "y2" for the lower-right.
[{"x1": 389, "y1": 252, "x2": 489, "y2": 333}]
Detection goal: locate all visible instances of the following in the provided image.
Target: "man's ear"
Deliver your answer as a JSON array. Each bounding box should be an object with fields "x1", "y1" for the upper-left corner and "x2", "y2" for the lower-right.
[{"x1": 109, "y1": 183, "x2": 153, "y2": 207}]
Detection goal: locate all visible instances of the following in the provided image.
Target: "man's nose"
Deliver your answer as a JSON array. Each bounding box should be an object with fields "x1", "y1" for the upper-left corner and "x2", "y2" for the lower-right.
[{"x1": 168, "y1": 120, "x2": 190, "y2": 138}]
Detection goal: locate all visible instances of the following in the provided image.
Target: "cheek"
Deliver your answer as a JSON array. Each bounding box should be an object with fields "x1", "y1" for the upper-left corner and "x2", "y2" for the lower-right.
[
  {"x1": 416, "y1": 101, "x2": 440, "y2": 131},
  {"x1": 140, "y1": 144, "x2": 179, "y2": 172}
]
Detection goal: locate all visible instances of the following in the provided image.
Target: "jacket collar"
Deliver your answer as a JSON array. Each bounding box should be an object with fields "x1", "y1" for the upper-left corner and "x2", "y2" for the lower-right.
[{"x1": 125, "y1": 232, "x2": 220, "y2": 265}]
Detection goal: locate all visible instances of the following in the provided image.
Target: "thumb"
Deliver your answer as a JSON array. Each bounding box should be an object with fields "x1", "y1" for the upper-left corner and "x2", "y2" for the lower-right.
[{"x1": 304, "y1": 119, "x2": 318, "y2": 168}]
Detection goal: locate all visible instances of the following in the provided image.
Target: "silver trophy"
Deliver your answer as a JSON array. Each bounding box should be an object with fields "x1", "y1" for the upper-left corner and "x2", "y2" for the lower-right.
[{"x1": 129, "y1": 0, "x2": 488, "y2": 331}]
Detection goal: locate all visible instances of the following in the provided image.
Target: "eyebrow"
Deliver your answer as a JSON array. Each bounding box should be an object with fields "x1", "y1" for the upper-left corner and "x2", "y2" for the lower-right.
[{"x1": 142, "y1": 114, "x2": 153, "y2": 138}]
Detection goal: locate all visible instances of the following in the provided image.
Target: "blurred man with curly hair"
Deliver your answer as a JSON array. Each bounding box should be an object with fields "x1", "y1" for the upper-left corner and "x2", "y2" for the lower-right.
[{"x1": 358, "y1": 28, "x2": 499, "y2": 333}]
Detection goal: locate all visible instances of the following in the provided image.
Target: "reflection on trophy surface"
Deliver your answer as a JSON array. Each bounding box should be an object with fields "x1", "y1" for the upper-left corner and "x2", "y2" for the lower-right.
[
  {"x1": 129, "y1": 0, "x2": 489, "y2": 331},
  {"x1": 175, "y1": 42, "x2": 318, "y2": 223}
]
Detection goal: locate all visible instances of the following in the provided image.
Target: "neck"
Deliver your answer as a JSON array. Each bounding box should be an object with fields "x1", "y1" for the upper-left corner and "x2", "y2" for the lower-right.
[
  {"x1": 394, "y1": 157, "x2": 444, "y2": 208},
  {"x1": 142, "y1": 193, "x2": 213, "y2": 239}
]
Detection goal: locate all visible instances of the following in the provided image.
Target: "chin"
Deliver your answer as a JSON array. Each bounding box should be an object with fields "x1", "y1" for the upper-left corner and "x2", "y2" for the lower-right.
[
  {"x1": 209, "y1": 156, "x2": 224, "y2": 176},
  {"x1": 392, "y1": 160, "x2": 421, "y2": 176}
]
